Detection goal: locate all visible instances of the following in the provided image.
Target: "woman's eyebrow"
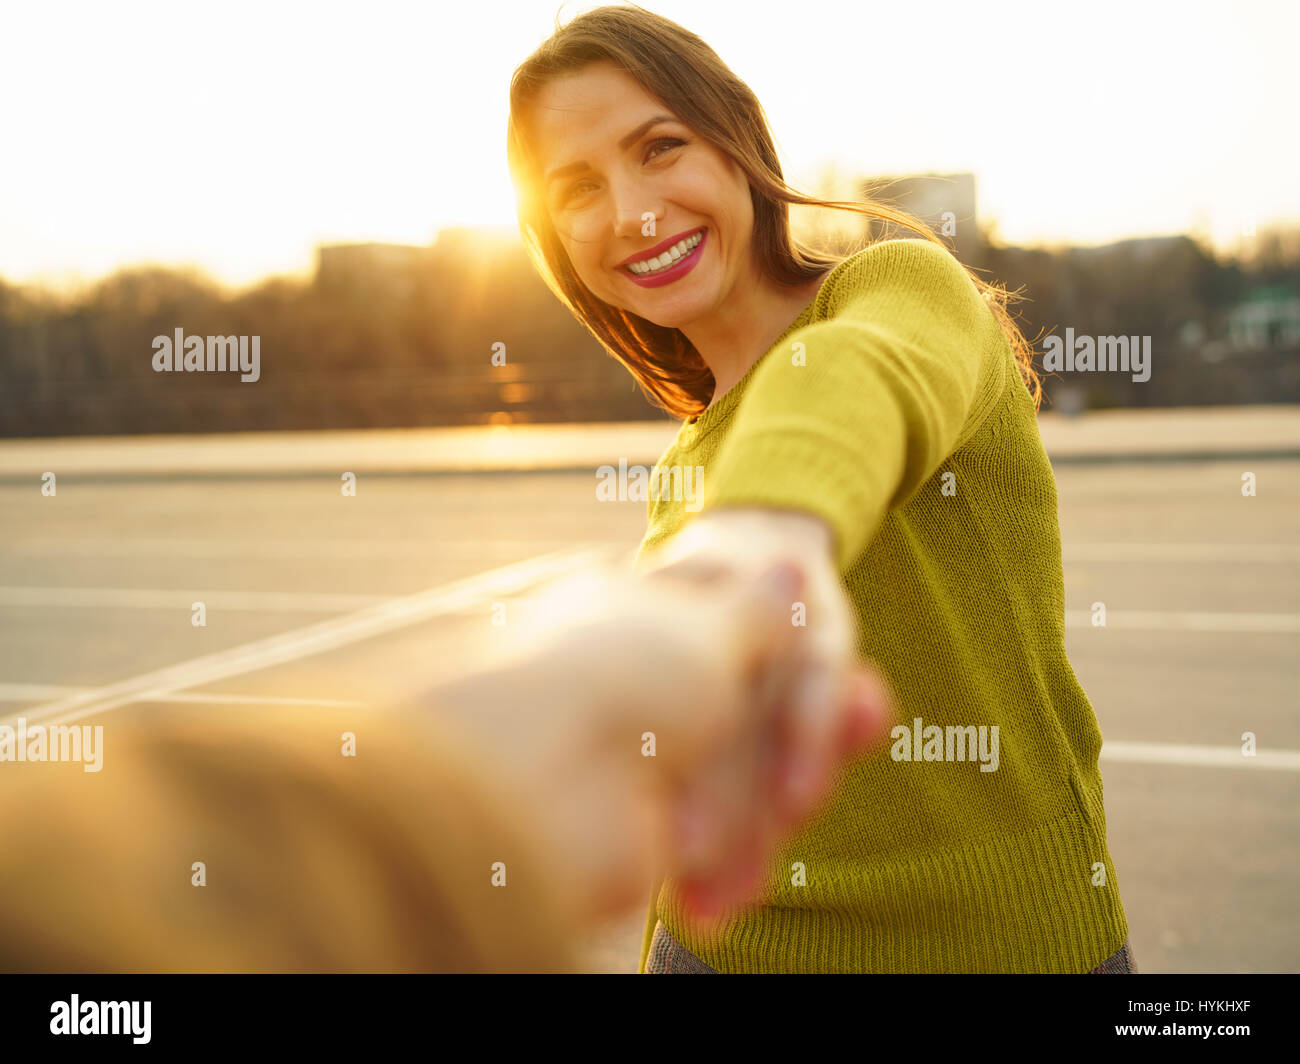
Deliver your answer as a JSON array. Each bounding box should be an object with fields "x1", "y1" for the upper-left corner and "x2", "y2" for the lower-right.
[{"x1": 545, "y1": 114, "x2": 678, "y2": 186}]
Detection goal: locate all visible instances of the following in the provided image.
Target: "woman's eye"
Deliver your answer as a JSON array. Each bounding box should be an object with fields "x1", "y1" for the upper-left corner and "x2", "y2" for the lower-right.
[
  {"x1": 562, "y1": 180, "x2": 598, "y2": 205},
  {"x1": 558, "y1": 138, "x2": 684, "y2": 207},
  {"x1": 646, "y1": 137, "x2": 684, "y2": 161}
]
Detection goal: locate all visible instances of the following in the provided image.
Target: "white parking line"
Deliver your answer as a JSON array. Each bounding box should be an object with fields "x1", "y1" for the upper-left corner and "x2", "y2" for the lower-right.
[
  {"x1": 1102, "y1": 740, "x2": 1300, "y2": 771},
  {"x1": 8, "y1": 546, "x2": 612, "y2": 729},
  {"x1": 0, "y1": 683, "x2": 364, "y2": 708},
  {"x1": 1063, "y1": 542, "x2": 1300, "y2": 563},
  {"x1": 6, "y1": 585, "x2": 1295, "y2": 634},
  {"x1": 5, "y1": 537, "x2": 616, "y2": 559},
  {"x1": 0, "y1": 587, "x2": 388, "y2": 612},
  {"x1": 11, "y1": 538, "x2": 1297, "y2": 563},
  {"x1": 1065, "y1": 610, "x2": 1300, "y2": 633}
]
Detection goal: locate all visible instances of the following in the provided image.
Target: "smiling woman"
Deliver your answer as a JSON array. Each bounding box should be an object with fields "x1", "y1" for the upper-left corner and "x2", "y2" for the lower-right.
[
  {"x1": 513, "y1": 57, "x2": 829, "y2": 406},
  {"x1": 503, "y1": 4, "x2": 1134, "y2": 977},
  {"x1": 505, "y1": 5, "x2": 1040, "y2": 418}
]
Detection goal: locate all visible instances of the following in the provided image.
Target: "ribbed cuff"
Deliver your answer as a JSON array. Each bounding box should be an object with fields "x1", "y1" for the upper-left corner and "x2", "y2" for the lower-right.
[{"x1": 704, "y1": 426, "x2": 901, "y2": 573}]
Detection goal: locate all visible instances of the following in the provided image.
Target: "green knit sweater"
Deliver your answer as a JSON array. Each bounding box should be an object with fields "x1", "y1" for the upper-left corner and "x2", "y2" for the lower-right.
[{"x1": 633, "y1": 238, "x2": 1129, "y2": 973}]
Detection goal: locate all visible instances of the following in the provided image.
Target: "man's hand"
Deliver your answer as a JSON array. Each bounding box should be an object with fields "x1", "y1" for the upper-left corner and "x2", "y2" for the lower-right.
[
  {"x1": 424, "y1": 526, "x2": 893, "y2": 931},
  {"x1": 641, "y1": 508, "x2": 872, "y2": 788},
  {"x1": 636, "y1": 506, "x2": 887, "y2": 920}
]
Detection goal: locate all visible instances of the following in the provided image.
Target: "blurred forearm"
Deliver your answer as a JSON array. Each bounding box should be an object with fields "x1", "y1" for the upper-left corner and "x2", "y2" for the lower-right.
[{"x1": 0, "y1": 703, "x2": 581, "y2": 973}]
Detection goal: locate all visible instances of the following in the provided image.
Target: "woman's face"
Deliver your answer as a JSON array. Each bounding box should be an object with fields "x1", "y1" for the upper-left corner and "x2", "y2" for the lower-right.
[{"x1": 525, "y1": 60, "x2": 756, "y2": 329}]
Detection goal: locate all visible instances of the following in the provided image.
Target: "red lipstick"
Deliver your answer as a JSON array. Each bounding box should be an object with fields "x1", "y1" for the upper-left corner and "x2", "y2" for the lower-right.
[{"x1": 619, "y1": 227, "x2": 708, "y2": 289}]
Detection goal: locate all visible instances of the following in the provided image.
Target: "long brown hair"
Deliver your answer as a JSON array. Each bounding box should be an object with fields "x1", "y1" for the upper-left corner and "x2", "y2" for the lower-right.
[{"x1": 506, "y1": 4, "x2": 1041, "y2": 420}]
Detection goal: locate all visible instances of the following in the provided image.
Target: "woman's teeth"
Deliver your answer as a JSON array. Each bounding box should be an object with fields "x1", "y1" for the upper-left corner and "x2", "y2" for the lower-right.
[{"x1": 626, "y1": 230, "x2": 703, "y2": 275}]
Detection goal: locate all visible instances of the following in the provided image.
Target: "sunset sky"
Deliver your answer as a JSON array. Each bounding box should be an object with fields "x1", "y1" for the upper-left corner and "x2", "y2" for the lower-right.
[{"x1": 2, "y1": 0, "x2": 1295, "y2": 289}]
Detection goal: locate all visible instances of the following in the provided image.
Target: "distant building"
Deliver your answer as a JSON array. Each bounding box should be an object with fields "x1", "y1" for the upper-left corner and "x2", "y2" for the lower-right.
[
  {"x1": 1223, "y1": 285, "x2": 1300, "y2": 352},
  {"x1": 315, "y1": 242, "x2": 432, "y2": 299},
  {"x1": 859, "y1": 172, "x2": 979, "y2": 262},
  {"x1": 1070, "y1": 234, "x2": 1192, "y2": 261}
]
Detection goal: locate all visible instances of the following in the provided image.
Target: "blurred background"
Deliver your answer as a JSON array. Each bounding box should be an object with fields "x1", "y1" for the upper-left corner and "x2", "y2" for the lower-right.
[
  {"x1": 0, "y1": 0, "x2": 1296, "y2": 973},
  {"x1": 2, "y1": 0, "x2": 1298, "y2": 433}
]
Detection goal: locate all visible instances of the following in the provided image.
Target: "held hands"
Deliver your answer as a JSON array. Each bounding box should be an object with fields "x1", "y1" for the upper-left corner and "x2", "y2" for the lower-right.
[
  {"x1": 635, "y1": 506, "x2": 889, "y2": 921},
  {"x1": 426, "y1": 507, "x2": 893, "y2": 931}
]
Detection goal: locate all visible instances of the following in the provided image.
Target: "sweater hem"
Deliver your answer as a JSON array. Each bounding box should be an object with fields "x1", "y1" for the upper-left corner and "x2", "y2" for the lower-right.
[{"x1": 656, "y1": 802, "x2": 1129, "y2": 973}]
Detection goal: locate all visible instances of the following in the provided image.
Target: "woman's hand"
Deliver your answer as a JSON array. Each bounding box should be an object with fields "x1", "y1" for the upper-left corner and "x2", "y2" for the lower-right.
[
  {"x1": 639, "y1": 507, "x2": 873, "y2": 806},
  {"x1": 424, "y1": 544, "x2": 893, "y2": 929},
  {"x1": 637, "y1": 505, "x2": 888, "y2": 919}
]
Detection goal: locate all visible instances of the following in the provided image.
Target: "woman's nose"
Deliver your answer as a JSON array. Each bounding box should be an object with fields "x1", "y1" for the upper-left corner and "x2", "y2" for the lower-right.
[{"x1": 611, "y1": 190, "x2": 663, "y2": 240}]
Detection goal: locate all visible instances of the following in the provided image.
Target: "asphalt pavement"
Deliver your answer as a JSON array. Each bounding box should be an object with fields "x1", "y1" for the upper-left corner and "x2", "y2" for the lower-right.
[{"x1": 1, "y1": 407, "x2": 1296, "y2": 973}]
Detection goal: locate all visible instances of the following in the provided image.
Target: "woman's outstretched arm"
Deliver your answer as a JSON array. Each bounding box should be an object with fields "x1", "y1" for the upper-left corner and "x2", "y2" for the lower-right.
[
  {"x1": 702, "y1": 238, "x2": 1012, "y2": 573},
  {"x1": 631, "y1": 240, "x2": 1013, "y2": 944}
]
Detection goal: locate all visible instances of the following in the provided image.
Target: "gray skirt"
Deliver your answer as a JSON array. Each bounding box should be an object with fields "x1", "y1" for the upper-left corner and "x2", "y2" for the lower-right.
[{"x1": 645, "y1": 920, "x2": 1138, "y2": 973}]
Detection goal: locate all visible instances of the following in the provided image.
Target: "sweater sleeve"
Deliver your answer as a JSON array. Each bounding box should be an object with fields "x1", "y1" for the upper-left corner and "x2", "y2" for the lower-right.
[{"x1": 702, "y1": 239, "x2": 1011, "y2": 572}]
